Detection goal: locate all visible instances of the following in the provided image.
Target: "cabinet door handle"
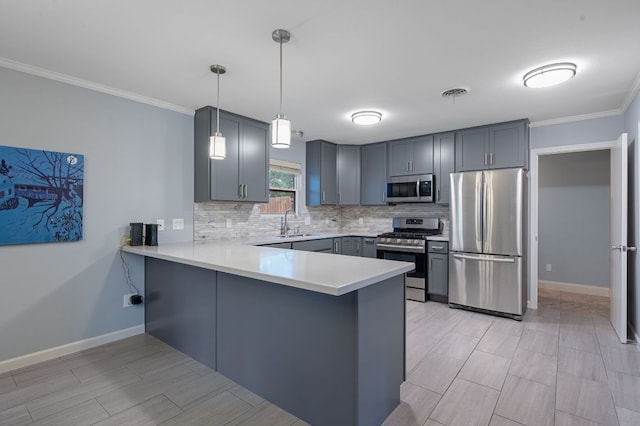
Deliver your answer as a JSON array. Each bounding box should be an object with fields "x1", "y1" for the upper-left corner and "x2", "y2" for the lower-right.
[
  {"x1": 431, "y1": 245, "x2": 444, "y2": 250},
  {"x1": 407, "y1": 161, "x2": 410, "y2": 172},
  {"x1": 334, "y1": 241, "x2": 339, "y2": 252},
  {"x1": 243, "y1": 184, "x2": 248, "y2": 198},
  {"x1": 437, "y1": 189, "x2": 441, "y2": 202},
  {"x1": 339, "y1": 192, "x2": 342, "y2": 203},
  {"x1": 382, "y1": 191, "x2": 386, "y2": 202},
  {"x1": 410, "y1": 161, "x2": 413, "y2": 172},
  {"x1": 490, "y1": 152, "x2": 494, "y2": 165},
  {"x1": 322, "y1": 191, "x2": 326, "y2": 202},
  {"x1": 484, "y1": 153, "x2": 488, "y2": 166}
]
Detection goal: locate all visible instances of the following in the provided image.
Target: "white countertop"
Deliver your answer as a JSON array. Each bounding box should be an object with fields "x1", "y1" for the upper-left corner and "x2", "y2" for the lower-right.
[{"x1": 122, "y1": 240, "x2": 414, "y2": 296}]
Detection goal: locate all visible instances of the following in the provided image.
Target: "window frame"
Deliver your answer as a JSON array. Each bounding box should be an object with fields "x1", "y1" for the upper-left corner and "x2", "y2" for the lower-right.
[{"x1": 261, "y1": 159, "x2": 302, "y2": 215}]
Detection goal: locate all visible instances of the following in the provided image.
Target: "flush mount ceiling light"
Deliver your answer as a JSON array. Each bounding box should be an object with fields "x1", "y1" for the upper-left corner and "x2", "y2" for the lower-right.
[
  {"x1": 351, "y1": 111, "x2": 382, "y2": 126},
  {"x1": 209, "y1": 64, "x2": 226, "y2": 160},
  {"x1": 271, "y1": 29, "x2": 292, "y2": 149},
  {"x1": 523, "y1": 62, "x2": 577, "y2": 88}
]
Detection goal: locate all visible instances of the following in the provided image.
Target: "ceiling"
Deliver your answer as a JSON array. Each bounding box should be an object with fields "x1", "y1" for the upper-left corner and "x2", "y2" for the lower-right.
[{"x1": 1, "y1": 0, "x2": 639, "y2": 145}]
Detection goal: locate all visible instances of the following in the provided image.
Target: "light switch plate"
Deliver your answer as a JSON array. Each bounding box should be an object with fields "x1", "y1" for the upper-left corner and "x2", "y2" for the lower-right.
[
  {"x1": 156, "y1": 219, "x2": 165, "y2": 231},
  {"x1": 358, "y1": 217, "x2": 364, "y2": 225},
  {"x1": 226, "y1": 219, "x2": 232, "y2": 228},
  {"x1": 172, "y1": 218, "x2": 184, "y2": 230}
]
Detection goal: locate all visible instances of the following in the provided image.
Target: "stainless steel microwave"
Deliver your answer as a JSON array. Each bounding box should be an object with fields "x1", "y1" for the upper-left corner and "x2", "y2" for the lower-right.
[{"x1": 386, "y1": 174, "x2": 434, "y2": 203}]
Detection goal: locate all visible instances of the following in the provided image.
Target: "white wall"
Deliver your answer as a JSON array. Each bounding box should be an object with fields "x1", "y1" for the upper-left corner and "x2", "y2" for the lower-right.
[{"x1": 0, "y1": 67, "x2": 193, "y2": 362}]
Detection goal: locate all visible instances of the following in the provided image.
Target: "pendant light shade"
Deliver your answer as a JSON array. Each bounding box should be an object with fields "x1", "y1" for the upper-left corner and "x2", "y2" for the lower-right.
[
  {"x1": 271, "y1": 29, "x2": 291, "y2": 148},
  {"x1": 209, "y1": 64, "x2": 226, "y2": 160},
  {"x1": 272, "y1": 114, "x2": 291, "y2": 148}
]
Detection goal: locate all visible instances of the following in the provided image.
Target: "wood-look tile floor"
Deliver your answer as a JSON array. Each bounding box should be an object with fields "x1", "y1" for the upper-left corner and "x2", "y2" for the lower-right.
[
  {"x1": 384, "y1": 289, "x2": 640, "y2": 426},
  {"x1": 1, "y1": 289, "x2": 638, "y2": 425}
]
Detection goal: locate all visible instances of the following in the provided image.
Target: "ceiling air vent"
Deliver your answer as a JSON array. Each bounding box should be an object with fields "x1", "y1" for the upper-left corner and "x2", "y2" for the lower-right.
[{"x1": 441, "y1": 88, "x2": 468, "y2": 98}]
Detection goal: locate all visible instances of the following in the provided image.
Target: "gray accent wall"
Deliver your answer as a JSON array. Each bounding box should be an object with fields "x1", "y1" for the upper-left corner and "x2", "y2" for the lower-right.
[
  {"x1": 625, "y1": 90, "x2": 640, "y2": 338},
  {"x1": 538, "y1": 151, "x2": 610, "y2": 287},
  {"x1": 0, "y1": 67, "x2": 193, "y2": 362}
]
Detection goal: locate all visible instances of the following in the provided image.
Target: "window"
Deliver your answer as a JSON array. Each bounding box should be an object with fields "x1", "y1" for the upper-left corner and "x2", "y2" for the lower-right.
[{"x1": 259, "y1": 159, "x2": 301, "y2": 215}]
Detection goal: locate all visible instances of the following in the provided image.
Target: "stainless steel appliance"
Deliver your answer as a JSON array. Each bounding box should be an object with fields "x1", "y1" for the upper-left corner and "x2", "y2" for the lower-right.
[
  {"x1": 386, "y1": 174, "x2": 434, "y2": 203},
  {"x1": 376, "y1": 217, "x2": 442, "y2": 302},
  {"x1": 448, "y1": 168, "x2": 527, "y2": 319}
]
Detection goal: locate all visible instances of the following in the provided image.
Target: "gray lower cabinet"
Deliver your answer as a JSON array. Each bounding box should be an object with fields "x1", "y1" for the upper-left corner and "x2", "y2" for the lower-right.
[
  {"x1": 292, "y1": 238, "x2": 334, "y2": 253},
  {"x1": 388, "y1": 135, "x2": 434, "y2": 176},
  {"x1": 337, "y1": 145, "x2": 361, "y2": 205},
  {"x1": 360, "y1": 142, "x2": 388, "y2": 205},
  {"x1": 194, "y1": 107, "x2": 269, "y2": 202},
  {"x1": 333, "y1": 238, "x2": 342, "y2": 254},
  {"x1": 455, "y1": 119, "x2": 529, "y2": 172},
  {"x1": 306, "y1": 140, "x2": 337, "y2": 205},
  {"x1": 433, "y1": 132, "x2": 455, "y2": 205},
  {"x1": 341, "y1": 236, "x2": 362, "y2": 256},
  {"x1": 362, "y1": 237, "x2": 377, "y2": 258},
  {"x1": 428, "y1": 241, "x2": 448, "y2": 302},
  {"x1": 262, "y1": 242, "x2": 292, "y2": 249}
]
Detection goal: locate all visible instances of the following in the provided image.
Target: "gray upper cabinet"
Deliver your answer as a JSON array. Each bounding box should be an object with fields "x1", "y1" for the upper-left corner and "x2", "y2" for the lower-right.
[
  {"x1": 337, "y1": 145, "x2": 361, "y2": 205},
  {"x1": 306, "y1": 140, "x2": 338, "y2": 205},
  {"x1": 455, "y1": 119, "x2": 529, "y2": 172},
  {"x1": 433, "y1": 132, "x2": 455, "y2": 205},
  {"x1": 194, "y1": 107, "x2": 268, "y2": 203},
  {"x1": 490, "y1": 121, "x2": 528, "y2": 169},
  {"x1": 388, "y1": 135, "x2": 434, "y2": 176},
  {"x1": 360, "y1": 142, "x2": 387, "y2": 205},
  {"x1": 455, "y1": 127, "x2": 490, "y2": 172}
]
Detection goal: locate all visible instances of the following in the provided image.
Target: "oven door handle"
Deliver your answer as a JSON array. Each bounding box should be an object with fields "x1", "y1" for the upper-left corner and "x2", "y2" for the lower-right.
[{"x1": 376, "y1": 243, "x2": 425, "y2": 253}]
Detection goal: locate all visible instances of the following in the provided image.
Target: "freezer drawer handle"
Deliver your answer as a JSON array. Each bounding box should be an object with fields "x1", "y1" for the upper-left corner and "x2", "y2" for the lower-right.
[{"x1": 452, "y1": 253, "x2": 516, "y2": 263}]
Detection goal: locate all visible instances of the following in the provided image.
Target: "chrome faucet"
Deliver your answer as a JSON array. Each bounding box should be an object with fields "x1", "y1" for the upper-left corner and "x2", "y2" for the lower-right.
[{"x1": 282, "y1": 208, "x2": 295, "y2": 237}]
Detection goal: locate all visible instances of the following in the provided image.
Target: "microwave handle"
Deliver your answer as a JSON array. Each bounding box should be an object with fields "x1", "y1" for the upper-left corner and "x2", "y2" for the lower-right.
[{"x1": 416, "y1": 180, "x2": 420, "y2": 197}]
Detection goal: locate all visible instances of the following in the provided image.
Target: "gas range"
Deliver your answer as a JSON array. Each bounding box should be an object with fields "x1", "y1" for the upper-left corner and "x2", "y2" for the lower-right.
[{"x1": 375, "y1": 217, "x2": 441, "y2": 253}]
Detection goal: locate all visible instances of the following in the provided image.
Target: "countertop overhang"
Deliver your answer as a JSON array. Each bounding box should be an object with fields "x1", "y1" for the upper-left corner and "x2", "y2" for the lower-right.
[{"x1": 122, "y1": 240, "x2": 415, "y2": 296}]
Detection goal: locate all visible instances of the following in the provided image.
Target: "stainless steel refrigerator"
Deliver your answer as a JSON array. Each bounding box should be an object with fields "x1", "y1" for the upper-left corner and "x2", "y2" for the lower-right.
[{"x1": 448, "y1": 168, "x2": 527, "y2": 319}]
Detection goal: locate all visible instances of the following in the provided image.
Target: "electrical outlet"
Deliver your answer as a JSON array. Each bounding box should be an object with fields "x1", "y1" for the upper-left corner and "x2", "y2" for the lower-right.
[
  {"x1": 226, "y1": 218, "x2": 232, "y2": 228},
  {"x1": 156, "y1": 219, "x2": 165, "y2": 231},
  {"x1": 172, "y1": 218, "x2": 184, "y2": 230},
  {"x1": 304, "y1": 216, "x2": 311, "y2": 225},
  {"x1": 358, "y1": 217, "x2": 364, "y2": 225},
  {"x1": 123, "y1": 293, "x2": 136, "y2": 307},
  {"x1": 546, "y1": 264, "x2": 552, "y2": 272}
]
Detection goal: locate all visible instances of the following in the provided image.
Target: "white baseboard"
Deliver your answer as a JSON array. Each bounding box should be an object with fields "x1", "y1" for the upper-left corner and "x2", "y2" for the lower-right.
[
  {"x1": 0, "y1": 324, "x2": 145, "y2": 374},
  {"x1": 538, "y1": 280, "x2": 609, "y2": 297}
]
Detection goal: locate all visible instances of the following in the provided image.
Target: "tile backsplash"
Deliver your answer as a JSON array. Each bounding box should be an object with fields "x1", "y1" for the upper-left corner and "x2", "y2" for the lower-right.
[{"x1": 194, "y1": 202, "x2": 449, "y2": 240}]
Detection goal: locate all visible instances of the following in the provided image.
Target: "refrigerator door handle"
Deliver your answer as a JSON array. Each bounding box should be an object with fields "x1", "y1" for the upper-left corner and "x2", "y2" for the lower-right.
[
  {"x1": 482, "y1": 179, "x2": 488, "y2": 252},
  {"x1": 477, "y1": 175, "x2": 484, "y2": 248},
  {"x1": 452, "y1": 253, "x2": 516, "y2": 263}
]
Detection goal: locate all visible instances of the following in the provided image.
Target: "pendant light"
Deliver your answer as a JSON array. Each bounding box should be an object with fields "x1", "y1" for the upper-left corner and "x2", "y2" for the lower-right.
[
  {"x1": 209, "y1": 64, "x2": 226, "y2": 160},
  {"x1": 271, "y1": 29, "x2": 291, "y2": 149}
]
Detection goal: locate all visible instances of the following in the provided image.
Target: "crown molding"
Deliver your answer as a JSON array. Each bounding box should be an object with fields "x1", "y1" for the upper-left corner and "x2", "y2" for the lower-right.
[
  {"x1": 529, "y1": 109, "x2": 623, "y2": 128},
  {"x1": 621, "y1": 69, "x2": 640, "y2": 113},
  {"x1": 0, "y1": 57, "x2": 194, "y2": 116}
]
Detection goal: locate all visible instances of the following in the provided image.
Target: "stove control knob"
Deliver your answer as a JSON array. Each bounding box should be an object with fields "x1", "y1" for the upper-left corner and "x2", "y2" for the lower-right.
[
  {"x1": 414, "y1": 240, "x2": 421, "y2": 245},
  {"x1": 396, "y1": 239, "x2": 402, "y2": 244}
]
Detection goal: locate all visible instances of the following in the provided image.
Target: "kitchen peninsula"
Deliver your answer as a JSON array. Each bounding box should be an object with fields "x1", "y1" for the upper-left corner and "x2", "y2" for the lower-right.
[{"x1": 122, "y1": 240, "x2": 413, "y2": 426}]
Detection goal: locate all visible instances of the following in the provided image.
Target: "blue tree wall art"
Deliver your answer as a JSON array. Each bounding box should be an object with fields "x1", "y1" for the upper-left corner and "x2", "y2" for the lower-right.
[{"x1": 0, "y1": 145, "x2": 84, "y2": 245}]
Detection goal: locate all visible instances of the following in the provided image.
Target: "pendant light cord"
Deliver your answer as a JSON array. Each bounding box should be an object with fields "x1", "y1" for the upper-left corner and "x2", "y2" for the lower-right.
[
  {"x1": 216, "y1": 71, "x2": 221, "y2": 134},
  {"x1": 279, "y1": 37, "x2": 283, "y2": 115}
]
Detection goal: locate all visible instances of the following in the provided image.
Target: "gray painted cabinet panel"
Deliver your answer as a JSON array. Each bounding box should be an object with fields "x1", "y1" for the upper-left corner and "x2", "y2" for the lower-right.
[
  {"x1": 360, "y1": 142, "x2": 388, "y2": 205},
  {"x1": 144, "y1": 257, "x2": 216, "y2": 369},
  {"x1": 262, "y1": 242, "x2": 292, "y2": 249},
  {"x1": 455, "y1": 120, "x2": 529, "y2": 171},
  {"x1": 341, "y1": 236, "x2": 362, "y2": 256},
  {"x1": 292, "y1": 238, "x2": 334, "y2": 252},
  {"x1": 337, "y1": 145, "x2": 361, "y2": 205},
  {"x1": 490, "y1": 121, "x2": 528, "y2": 169},
  {"x1": 455, "y1": 127, "x2": 490, "y2": 172},
  {"x1": 387, "y1": 135, "x2": 434, "y2": 176},
  {"x1": 194, "y1": 107, "x2": 269, "y2": 202},
  {"x1": 433, "y1": 132, "x2": 455, "y2": 205},
  {"x1": 306, "y1": 140, "x2": 338, "y2": 205},
  {"x1": 428, "y1": 241, "x2": 449, "y2": 301},
  {"x1": 362, "y1": 237, "x2": 377, "y2": 258}
]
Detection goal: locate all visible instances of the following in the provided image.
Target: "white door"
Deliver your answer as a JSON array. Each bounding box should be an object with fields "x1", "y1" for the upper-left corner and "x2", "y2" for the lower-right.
[{"x1": 610, "y1": 133, "x2": 628, "y2": 343}]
